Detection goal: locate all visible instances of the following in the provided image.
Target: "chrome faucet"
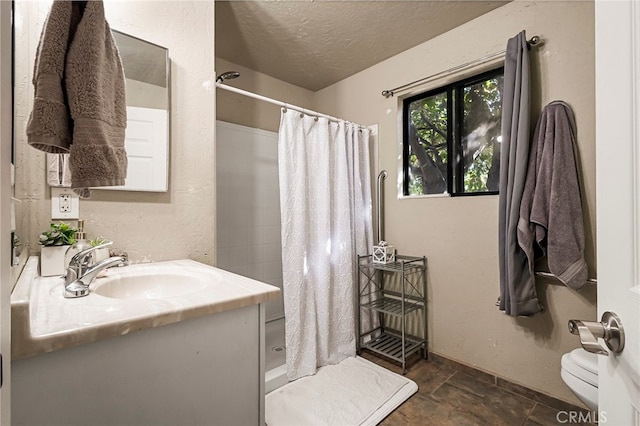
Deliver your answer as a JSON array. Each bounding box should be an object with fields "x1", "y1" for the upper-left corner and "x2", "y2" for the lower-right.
[
  {"x1": 64, "y1": 242, "x2": 128, "y2": 298},
  {"x1": 67, "y1": 241, "x2": 113, "y2": 277}
]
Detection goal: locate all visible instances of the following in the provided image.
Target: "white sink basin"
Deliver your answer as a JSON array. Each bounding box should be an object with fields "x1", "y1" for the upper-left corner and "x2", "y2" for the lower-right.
[
  {"x1": 12, "y1": 258, "x2": 281, "y2": 360},
  {"x1": 93, "y1": 270, "x2": 213, "y2": 300}
]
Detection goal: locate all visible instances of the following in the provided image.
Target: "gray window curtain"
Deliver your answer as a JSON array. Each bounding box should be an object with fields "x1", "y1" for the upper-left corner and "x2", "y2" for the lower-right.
[{"x1": 498, "y1": 31, "x2": 542, "y2": 316}]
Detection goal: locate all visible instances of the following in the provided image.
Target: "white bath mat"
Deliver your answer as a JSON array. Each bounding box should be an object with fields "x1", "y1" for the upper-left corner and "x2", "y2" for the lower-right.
[{"x1": 265, "y1": 356, "x2": 417, "y2": 426}]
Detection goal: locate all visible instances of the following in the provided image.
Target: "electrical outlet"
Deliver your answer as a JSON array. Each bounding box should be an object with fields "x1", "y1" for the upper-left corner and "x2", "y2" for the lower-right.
[
  {"x1": 51, "y1": 188, "x2": 80, "y2": 219},
  {"x1": 59, "y1": 194, "x2": 72, "y2": 212}
]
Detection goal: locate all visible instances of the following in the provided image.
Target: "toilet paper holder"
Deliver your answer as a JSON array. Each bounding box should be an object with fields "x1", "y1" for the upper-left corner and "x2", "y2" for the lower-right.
[{"x1": 568, "y1": 311, "x2": 625, "y2": 356}]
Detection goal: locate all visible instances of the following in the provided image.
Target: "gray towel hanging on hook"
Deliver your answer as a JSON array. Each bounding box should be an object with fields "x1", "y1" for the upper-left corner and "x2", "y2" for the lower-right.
[{"x1": 518, "y1": 101, "x2": 588, "y2": 291}]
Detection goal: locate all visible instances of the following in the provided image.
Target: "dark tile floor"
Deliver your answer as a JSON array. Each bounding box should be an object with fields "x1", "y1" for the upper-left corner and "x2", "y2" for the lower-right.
[{"x1": 361, "y1": 352, "x2": 596, "y2": 426}]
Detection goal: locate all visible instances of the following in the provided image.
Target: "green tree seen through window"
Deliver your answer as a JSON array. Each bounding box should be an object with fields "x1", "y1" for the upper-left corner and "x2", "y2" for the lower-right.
[{"x1": 404, "y1": 68, "x2": 504, "y2": 196}]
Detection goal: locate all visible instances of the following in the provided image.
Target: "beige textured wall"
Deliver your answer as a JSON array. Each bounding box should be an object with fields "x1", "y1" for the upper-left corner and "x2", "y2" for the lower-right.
[
  {"x1": 315, "y1": 0, "x2": 596, "y2": 404},
  {"x1": 216, "y1": 57, "x2": 315, "y2": 133},
  {"x1": 14, "y1": 1, "x2": 216, "y2": 265}
]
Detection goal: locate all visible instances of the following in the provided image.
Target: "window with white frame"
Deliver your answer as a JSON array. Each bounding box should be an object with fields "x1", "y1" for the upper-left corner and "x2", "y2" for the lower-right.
[{"x1": 402, "y1": 67, "x2": 504, "y2": 196}]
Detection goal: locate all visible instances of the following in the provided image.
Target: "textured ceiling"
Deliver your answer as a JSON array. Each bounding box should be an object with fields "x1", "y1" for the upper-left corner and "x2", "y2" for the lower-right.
[{"x1": 215, "y1": 1, "x2": 510, "y2": 91}]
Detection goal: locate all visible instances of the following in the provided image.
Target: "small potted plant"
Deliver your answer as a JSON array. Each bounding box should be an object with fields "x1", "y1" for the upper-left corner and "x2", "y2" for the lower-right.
[
  {"x1": 38, "y1": 222, "x2": 77, "y2": 277},
  {"x1": 90, "y1": 236, "x2": 111, "y2": 262}
]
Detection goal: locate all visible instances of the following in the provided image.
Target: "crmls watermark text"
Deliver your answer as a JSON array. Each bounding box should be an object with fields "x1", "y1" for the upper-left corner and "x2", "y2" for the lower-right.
[{"x1": 556, "y1": 410, "x2": 607, "y2": 423}]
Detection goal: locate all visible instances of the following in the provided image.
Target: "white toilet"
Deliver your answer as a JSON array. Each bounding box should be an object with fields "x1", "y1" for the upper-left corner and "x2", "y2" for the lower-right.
[{"x1": 560, "y1": 348, "x2": 599, "y2": 410}]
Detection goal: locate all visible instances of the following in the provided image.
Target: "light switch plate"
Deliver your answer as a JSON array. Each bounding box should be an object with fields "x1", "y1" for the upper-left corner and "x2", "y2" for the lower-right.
[{"x1": 51, "y1": 187, "x2": 80, "y2": 219}]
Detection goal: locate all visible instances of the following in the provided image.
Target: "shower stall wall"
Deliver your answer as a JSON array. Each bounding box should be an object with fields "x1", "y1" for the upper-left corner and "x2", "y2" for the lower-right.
[
  {"x1": 216, "y1": 121, "x2": 287, "y2": 392},
  {"x1": 216, "y1": 121, "x2": 285, "y2": 322}
]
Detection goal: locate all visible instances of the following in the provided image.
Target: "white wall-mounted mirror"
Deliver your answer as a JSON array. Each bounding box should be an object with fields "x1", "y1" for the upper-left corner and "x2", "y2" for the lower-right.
[{"x1": 101, "y1": 30, "x2": 170, "y2": 192}]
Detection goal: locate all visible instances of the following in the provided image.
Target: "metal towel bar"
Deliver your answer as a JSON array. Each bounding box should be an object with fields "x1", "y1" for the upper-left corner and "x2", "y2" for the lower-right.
[{"x1": 534, "y1": 270, "x2": 597, "y2": 285}]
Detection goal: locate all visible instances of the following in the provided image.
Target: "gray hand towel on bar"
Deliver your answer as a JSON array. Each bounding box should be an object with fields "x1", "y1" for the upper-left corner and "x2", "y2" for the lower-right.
[
  {"x1": 27, "y1": 1, "x2": 127, "y2": 198},
  {"x1": 26, "y1": 1, "x2": 79, "y2": 153},
  {"x1": 517, "y1": 101, "x2": 588, "y2": 290},
  {"x1": 66, "y1": 1, "x2": 127, "y2": 197}
]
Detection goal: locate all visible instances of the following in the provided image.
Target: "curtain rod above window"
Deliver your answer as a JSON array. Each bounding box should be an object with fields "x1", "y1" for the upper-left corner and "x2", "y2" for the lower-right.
[{"x1": 381, "y1": 35, "x2": 542, "y2": 98}]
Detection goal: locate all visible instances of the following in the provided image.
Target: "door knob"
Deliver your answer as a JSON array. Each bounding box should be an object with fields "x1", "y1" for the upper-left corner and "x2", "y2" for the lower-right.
[{"x1": 568, "y1": 311, "x2": 625, "y2": 355}]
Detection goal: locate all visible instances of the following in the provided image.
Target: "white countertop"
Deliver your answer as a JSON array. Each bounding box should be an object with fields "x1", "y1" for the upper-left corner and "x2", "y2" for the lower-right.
[{"x1": 12, "y1": 257, "x2": 280, "y2": 359}]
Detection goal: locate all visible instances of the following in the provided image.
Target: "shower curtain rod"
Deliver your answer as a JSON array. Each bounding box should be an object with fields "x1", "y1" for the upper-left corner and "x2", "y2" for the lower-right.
[
  {"x1": 381, "y1": 35, "x2": 542, "y2": 98},
  {"x1": 216, "y1": 82, "x2": 368, "y2": 129}
]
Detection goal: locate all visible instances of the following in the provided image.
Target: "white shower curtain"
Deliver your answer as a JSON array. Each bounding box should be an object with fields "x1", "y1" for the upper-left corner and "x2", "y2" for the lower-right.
[{"x1": 278, "y1": 109, "x2": 373, "y2": 381}]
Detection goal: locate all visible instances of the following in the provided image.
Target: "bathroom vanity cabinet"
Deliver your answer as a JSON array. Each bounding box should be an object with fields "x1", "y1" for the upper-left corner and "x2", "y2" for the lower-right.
[
  {"x1": 13, "y1": 305, "x2": 264, "y2": 426},
  {"x1": 356, "y1": 254, "x2": 428, "y2": 374},
  {"x1": 11, "y1": 257, "x2": 280, "y2": 426}
]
